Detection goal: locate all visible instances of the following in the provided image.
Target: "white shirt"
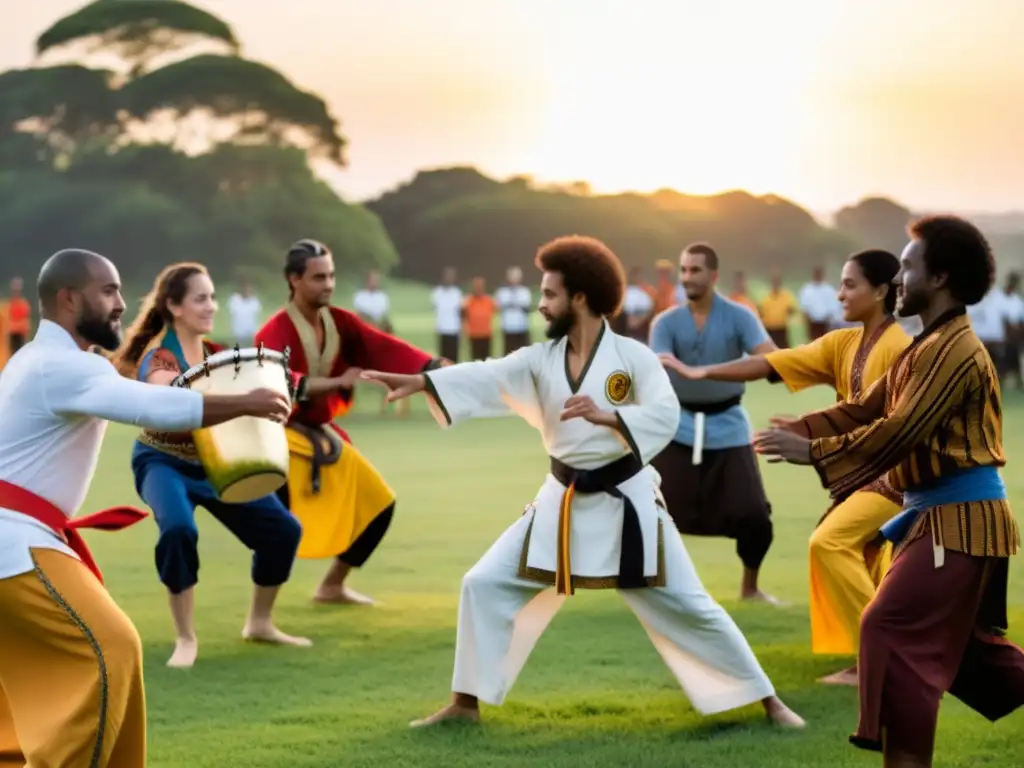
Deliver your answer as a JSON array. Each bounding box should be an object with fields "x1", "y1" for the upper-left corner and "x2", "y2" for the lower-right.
[
  {"x1": 353, "y1": 289, "x2": 390, "y2": 324},
  {"x1": 0, "y1": 321, "x2": 204, "y2": 579},
  {"x1": 431, "y1": 285, "x2": 463, "y2": 335},
  {"x1": 799, "y1": 282, "x2": 838, "y2": 322},
  {"x1": 1002, "y1": 292, "x2": 1024, "y2": 325},
  {"x1": 228, "y1": 294, "x2": 262, "y2": 340},
  {"x1": 623, "y1": 285, "x2": 654, "y2": 317},
  {"x1": 968, "y1": 290, "x2": 1014, "y2": 342},
  {"x1": 494, "y1": 285, "x2": 531, "y2": 333}
]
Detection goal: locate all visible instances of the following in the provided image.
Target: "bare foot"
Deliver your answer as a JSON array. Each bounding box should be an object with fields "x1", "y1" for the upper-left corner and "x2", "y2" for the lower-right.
[
  {"x1": 741, "y1": 590, "x2": 784, "y2": 606},
  {"x1": 410, "y1": 704, "x2": 481, "y2": 728},
  {"x1": 167, "y1": 637, "x2": 198, "y2": 668},
  {"x1": 313, "y1": 586, "x2": 377, "y2": 606},
  {"x1": 818, "y1": 666, "x2": 858, "y2": 686},
  {"x1": 241, "y1": 624, "x2": 313, "y2": 647},
  {"x1": 762, "y1": 696, "x2": 806, "y2": 728}
]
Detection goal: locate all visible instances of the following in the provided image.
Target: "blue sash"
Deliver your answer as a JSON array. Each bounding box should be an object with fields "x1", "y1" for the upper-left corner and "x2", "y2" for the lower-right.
[{"x1": 880, "y1": 466, "x2": 1007, "y2": 546}]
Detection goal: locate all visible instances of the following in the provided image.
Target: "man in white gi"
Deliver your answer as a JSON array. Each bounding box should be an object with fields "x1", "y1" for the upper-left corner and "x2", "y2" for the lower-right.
[
  {"x1": 0, "y1": 249, "x2": 290, "y2": 767},
  {"x1": 363, "y1": 236, "x2": 804, "y2": 730}
]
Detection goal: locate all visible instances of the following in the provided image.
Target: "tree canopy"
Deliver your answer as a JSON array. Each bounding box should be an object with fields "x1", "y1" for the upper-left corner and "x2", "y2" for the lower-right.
[
  {"x1": 36, "y1": 0, "x2": 239, "y2": 75},
  {"x1": 0, "y1": 1, "x2": 386, "y2": 292}
]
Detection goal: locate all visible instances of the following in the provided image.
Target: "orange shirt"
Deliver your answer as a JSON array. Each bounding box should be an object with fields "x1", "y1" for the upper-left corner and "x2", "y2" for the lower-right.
[
  {"x1": 7, "y1": 298, "x2": 30, "y2": 335},
  {"x1": 729, "y1": 293, "x2": 759, "y2": 314},
  {"x1": 650, "y1": 280, "x2": 678, "y2": 315},
  {"x1": 463, "y1": 295, "x2": 495, "y2": 338}
]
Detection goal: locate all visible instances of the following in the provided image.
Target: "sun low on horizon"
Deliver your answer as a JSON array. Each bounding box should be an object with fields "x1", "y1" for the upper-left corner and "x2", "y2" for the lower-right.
[{"x1": 2, "y1": 0, "x2": 1023, "y2": 212}]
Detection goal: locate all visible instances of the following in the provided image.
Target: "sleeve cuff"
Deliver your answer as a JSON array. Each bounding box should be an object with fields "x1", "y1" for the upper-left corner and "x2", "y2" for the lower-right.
[
  {"x1": 186, "y1": 390, "x2": 205, "y2": 430},
  {"x1": 810, "y1": 440, "x2": 832, "y2": 489},
  {"x1": 765, "y1": 362, "x2": 782, "y2": 384},
  {"x1": 423, "y1": 372, "x2": 452, "y2": 426},
  {"x1": 615, "y1": 412, "x2": 642, "y2": 461}
]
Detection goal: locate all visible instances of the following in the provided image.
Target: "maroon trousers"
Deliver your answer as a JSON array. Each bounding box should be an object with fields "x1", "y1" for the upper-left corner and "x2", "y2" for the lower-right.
[{"x1": 853, "y1": 535, "x2": 1024, "y2": 762}]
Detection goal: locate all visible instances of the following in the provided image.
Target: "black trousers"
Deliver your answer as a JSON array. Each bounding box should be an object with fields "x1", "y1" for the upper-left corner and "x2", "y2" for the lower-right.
[{"x1": 651, "y1": 442, "x2": 773, "y2": 570}]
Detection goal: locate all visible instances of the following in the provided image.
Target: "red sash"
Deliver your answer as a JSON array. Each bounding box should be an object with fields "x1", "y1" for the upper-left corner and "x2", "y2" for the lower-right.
[{"x1": 0, "y1": 480, "x2": 148, "y2": 585}]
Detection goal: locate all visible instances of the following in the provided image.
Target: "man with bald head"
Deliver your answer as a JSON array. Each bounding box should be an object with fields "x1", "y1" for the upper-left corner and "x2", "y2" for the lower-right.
[{"x1": 0, "y1": 249, "x2": 291, "y2": 767}]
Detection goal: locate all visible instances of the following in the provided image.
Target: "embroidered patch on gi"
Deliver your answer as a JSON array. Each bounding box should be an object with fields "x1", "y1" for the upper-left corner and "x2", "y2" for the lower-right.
[{"x1": 605, "y1": 370, "x2": 632, "y2": 404}]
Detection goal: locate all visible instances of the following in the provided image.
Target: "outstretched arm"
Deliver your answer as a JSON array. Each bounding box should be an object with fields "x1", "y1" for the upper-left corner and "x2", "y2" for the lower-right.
[
  {"x1": 808, "y1": 357, "x2": 978, "y2": 498},
  {"x1": 44, "y1": 354, "x2": 205, "y2": 431},
  {"x1": 340, "y1": 310, "x2": 438, "y2": 374},
  {"x1": 798, "y1": 373, "x2": 887, "y2": 438},
  {"x1": 364, "y1": 347, "x2": 539, "y2": 429},
  {"x1": 662, "y1": 354, "x2": 774, "y2": 383},
  {"x1": 754, "y1": 374, "x2": 888, "y2": 466}
]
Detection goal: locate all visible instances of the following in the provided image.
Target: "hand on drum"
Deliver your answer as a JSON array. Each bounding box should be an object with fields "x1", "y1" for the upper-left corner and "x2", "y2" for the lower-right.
[
  {"x1": 360, "y1": 371, "x2": 426, "y2": 402},
  {"x1": 243, "y1": 388, "x2": 292, "y2": 423}
]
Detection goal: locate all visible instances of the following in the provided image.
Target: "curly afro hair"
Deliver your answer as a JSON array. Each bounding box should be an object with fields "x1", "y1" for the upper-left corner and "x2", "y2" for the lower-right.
[
  {"x1": 908, "y1": 215, "x2": 995, "y2": 306},
  {"x1": 534, "y1": 235, "x2": 626, "y2": 317}
]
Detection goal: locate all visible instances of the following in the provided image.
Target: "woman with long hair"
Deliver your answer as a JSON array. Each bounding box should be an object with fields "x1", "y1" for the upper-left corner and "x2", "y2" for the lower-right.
[
  {"x1": 114, "y1": 263, "x2": 311, "y2": 668},
  {"x1": 662, "y1": 249, "x2": 910, "y2": 686}
]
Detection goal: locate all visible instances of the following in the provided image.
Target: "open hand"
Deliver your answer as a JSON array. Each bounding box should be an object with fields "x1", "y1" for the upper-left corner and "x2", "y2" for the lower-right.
[
  {"x1": 753, "y1": 427, "x2": 812, "y2": 465},
  {"x1": 767, "y1": 414, "x2": 806, "y2": 435},
  {"x1": 658, "y1": 353, "x2": 705, "y2": 380},
  {"x1": 559, "y1": 394, "x2": 615, "y2": 426},
  {"x1": 360, "y1": 371, "x2": 426, "y2": 402}
]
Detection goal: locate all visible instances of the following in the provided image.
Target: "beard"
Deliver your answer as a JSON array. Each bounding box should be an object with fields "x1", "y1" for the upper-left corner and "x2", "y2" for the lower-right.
[
  {"x1": 544, "y1": 307, "x2": 576, "y2": 340},
  {"x1": 76, "y1": 307, "x2": 121, "y2": 351},
  {"x1": 896, "y1": 287, "x2": 928, "y2": 318},
  {"x1": 683, "y1": 284, "x2": 706, "y2": 301}
]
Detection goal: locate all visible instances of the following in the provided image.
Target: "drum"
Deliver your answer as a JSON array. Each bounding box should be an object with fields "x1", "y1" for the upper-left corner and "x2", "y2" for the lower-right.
[{"x1": 172, "y1": 345, "x2": 292, "y2": 504}]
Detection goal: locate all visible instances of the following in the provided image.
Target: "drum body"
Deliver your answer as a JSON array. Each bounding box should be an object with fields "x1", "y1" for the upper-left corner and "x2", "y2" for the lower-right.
[{"x1": 174, "y1": 347, "x2": 291, "y2": 503}]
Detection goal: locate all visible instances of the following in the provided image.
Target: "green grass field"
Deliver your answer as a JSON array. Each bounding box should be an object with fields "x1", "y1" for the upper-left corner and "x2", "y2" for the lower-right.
[{"x1": 82, "y1": 296, "x2": 1024, "y2": 767}]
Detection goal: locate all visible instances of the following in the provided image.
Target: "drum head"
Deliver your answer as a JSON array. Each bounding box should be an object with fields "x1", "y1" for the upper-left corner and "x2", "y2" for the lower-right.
[{"x1": 216, "y1": 470, "x2": 288, "y2": 504}]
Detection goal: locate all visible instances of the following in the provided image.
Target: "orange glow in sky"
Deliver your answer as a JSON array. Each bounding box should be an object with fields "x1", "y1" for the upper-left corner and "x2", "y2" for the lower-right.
[{"x1": 3, "y1": 0, "x2": 1023, "y2": 212}]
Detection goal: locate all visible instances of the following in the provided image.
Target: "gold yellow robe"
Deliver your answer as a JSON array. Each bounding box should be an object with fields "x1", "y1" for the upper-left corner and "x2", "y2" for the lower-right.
[{"x1": 764, "y1": 318, "x2": 911, "y2": 655}]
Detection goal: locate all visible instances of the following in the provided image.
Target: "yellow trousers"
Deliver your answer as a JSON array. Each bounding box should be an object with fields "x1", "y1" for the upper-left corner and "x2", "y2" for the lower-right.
[
  {"x1": 0, "y1": 549, "x2": 145, "y2": 768},
  {"x1": 286, "y1": 427, "x2": 395, "y2": 560},
  {"x1": 808, "y1": 491, "x2": 900, "y2": 656}
]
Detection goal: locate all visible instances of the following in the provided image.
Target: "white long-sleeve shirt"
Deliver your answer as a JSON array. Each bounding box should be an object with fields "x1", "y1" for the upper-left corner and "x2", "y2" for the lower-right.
[{"x1": 0, "y1": 320, "x2": 204, "y2": 579}]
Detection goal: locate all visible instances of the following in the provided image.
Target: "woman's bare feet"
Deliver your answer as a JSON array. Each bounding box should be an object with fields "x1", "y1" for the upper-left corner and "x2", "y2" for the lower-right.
[
  {"x1": 167, "y1": 637, "x2": 198, "y2": 668},
  {"x1": 241, "y1": 623, "x2": 313, "y2": 647},
  {"x1": 818, "y1": 666, "x2": 858, "y2": 686},
  {"x1": 762, "y1": 696, "x2": 806, "y2": 728},
  {"x1": 410, "y1": 693, "x2": 481, "y2": 727}
]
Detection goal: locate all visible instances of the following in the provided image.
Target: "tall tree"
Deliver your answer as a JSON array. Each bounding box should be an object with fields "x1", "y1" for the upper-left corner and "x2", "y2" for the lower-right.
[
  {"x1": 35, "y1": 0, "x2": 239, "y2": 77},
  {"x1": 0, "y1": 1, "x2": 390, "y2": 288},
  {"x1": 118, "y1": 55, "x2": 345, "y2": 162}
]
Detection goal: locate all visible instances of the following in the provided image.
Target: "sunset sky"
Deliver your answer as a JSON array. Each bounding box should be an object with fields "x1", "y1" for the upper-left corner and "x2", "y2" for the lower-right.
[{"x1": 3, "y1": 0, "x2": 1023, "y2": 215}]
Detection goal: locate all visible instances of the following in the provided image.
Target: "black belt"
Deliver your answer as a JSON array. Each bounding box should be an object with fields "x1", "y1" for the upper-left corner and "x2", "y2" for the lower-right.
[
  {"x1": 677, "y1": 394, "x2": 742, "y2": 415},
  {"x1": 548, "y1": 453, "x2": 646, "y2": 595}
]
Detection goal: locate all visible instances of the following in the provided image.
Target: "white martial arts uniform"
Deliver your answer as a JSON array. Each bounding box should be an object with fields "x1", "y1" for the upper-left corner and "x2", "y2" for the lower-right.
[{"x1": 423, "y1": 321, "x2": 776, "y2": 713}]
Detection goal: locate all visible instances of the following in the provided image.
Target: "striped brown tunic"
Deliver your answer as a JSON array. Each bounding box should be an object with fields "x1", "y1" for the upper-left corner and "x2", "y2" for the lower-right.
[{"x1": 798, "y1": 307, "x2": 1019, "y2": 558}]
